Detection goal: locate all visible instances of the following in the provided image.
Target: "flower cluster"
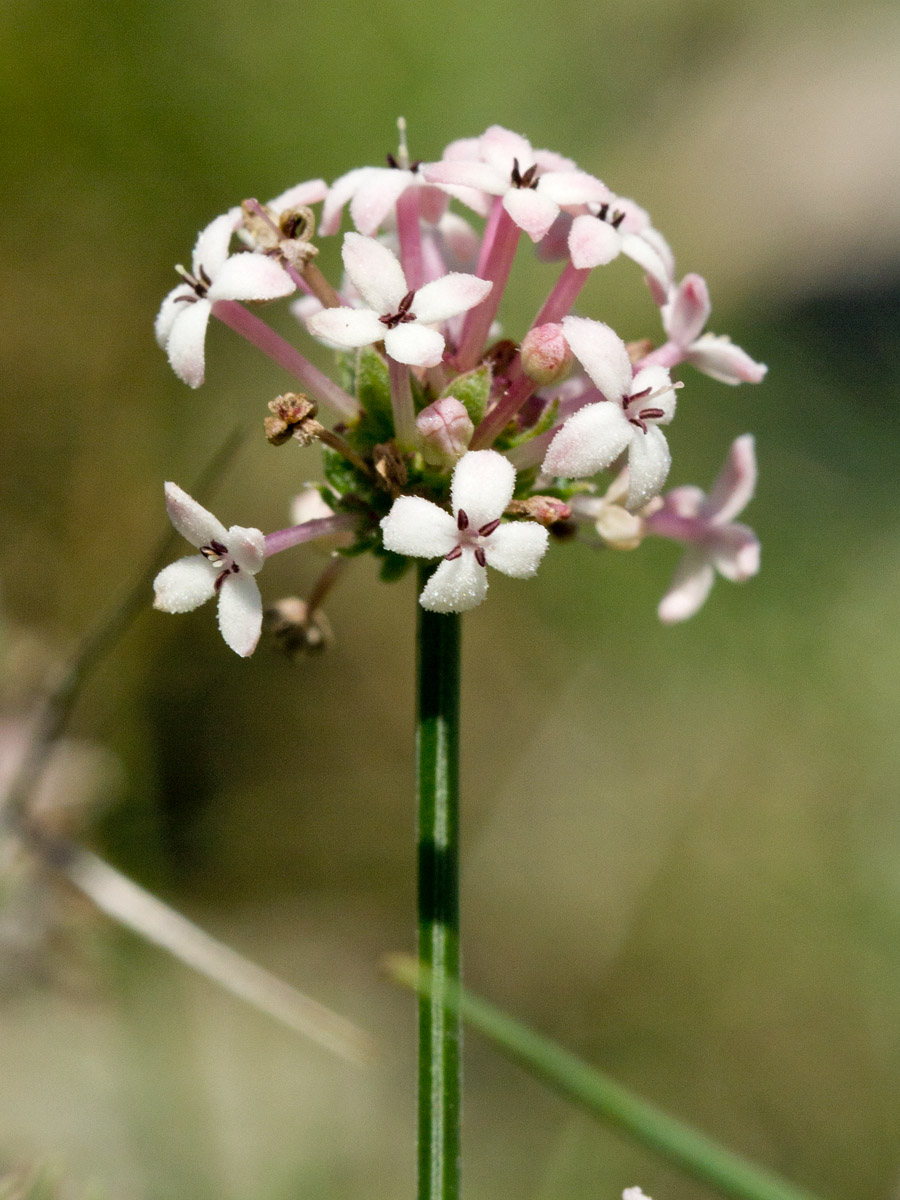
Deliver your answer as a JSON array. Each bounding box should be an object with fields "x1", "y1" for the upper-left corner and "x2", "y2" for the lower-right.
[{"x1": 153, "y1": 122, "x2": 766, "y2": 654}]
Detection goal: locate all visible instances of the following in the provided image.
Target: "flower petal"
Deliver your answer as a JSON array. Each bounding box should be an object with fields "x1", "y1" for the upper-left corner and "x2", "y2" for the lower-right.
[
  {"x1": 502, "y1": 187, "x2": 559, "y2": 242},
  {"x1": 384, "y1": 322, "x2": 445, "y2": 368},
  {"x1": 626, "y1": 425, "x2": 671, "y2": 510},
  {"x1": 483, "y1": 522, "x2": 549, "y2": 578},
  {"x1": 164, "y1": 299, "x2": 212, "y2": 388},
  {"x1": 153, "y1": 555, "x2": 218, "y2": 613},
  {"x1": 412, "y1": 273, "x2": 492, "y2": 325},
  {"x1": 380, "y1": 496, "x2": 458, "y2": 558},
  {"x1": 451, "y1": 450, "x2": 515, "y2": 529},
  {"x1": 164, "y1": 482, "x2": 228, "y2": 547},
  {"x1": 419, "y1": 553, "x2": 488, "y2": 613},
  {"x1": 350, "y1": 168, "x2": 415, "y2": 235},
  {"x1": 542, "y1": 402, "x2": 632, "y2": 478},
  {"x1": 629, "y1": 365, "x2": 678, "y2": 424},
  {"x1": 226, "y1": 525, "x2": 266, "y2": 574},
  {"x1": 320, "y1": 167, "x2": 375, "y2": 235},
  {"x1": 192, "y1": 209, "x2": 241, "y2": 277},
  {"x1": 658, "y1": 549, "x2": 716, "y2": 624},
  {"x1": 480, "y1": 125, "x2": 534, "y2": 174},
  {"x1": 217, "y1": 572, "x2": 263, "y2": 657},
  {"x1": 702, "y1": 434, "x2": 757, "y2": 524},
  {"x1": 341, "y1": 232, "x2": 408, "y2": 314},
  {"x1": 709, "y1": 524, "x2": 760, "y2": 581},
  {"x1": 620, "y1": 232, "x2": 671, "y2": 292},
  {"x1": 423, "y1": 160, "x2": 507, "y2": 196},
  {"x1": 560, "y1": 317, "x2": 632, "y2": 402},
  {"x1": 305, "y1": 306, "x2": 388, "y2": 350},
  {"x1": 207, "y1": 253, "x2": 295, "y2": 302},
  {"x1": 267, "y1": 179, "x2": 328, "y2": 213},
  {"x1": 685, "y1": 334, "x2": 768, "y2": 385},
  {"x1": 666, "y1": 274, "x2": 711, "y2": 347},
  {"x1": 568, "y1": 215, "x2": 621, "y2": 269},
  {"x1": 536, "y1": 170, "x2": 608, "y2": 207}
]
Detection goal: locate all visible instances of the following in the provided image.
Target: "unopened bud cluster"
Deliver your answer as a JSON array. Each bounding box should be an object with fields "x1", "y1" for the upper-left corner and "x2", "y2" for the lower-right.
[{"x1": 152, "y1": 123, "x2": 766, "y2": 654}]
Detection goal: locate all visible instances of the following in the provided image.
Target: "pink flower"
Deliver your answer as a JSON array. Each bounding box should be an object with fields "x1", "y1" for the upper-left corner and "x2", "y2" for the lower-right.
[
  {"x1": 153, "y1": 484, "x2": 266, "y2": 657},
  {"x1": 380, "y1": 451, "x2": 549, "y2": 612},
  {"x1": 155, "y1": 211, "x2": 296, "y2": 388},
  {"x1": 567, "y1": 195, "x2": 674, "y2": 292},
  {"x1": 305, "y1": 233, "x2": 491, "y2": 368},
  {"x1": 657, "y1": 274, "x2": 768, "y2": 385},
  {"x1": 542, "y1": 317, "x2": 679, "y2": 509},
  {"x1": 424, "y1": 125, "x2": 608, "y2": 243},
  {"x1": 320, "y1": 163, "x2": 448, "y2": 237},
  {"x1": 647, "y1": 434, "x2": 760, "y2": 623}
]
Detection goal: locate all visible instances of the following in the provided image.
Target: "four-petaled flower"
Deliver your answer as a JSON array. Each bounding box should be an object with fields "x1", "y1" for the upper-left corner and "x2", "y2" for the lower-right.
[
  {"x1": 542, "y1": 316, "x2": 679, "y2": 510},
  {"x1": 380, "y1": 451, "x2": 549, "y2": 612},
  {"x1": 155, "y1": 210, "x2": 296, "y2": 388},
  {"x1": 646, "y1": 434, "x2": 760, "y2": 623},
  {"x1": 153, "y1": 484, "x2": 266, "y2": 657},
  {"x1": 320, "y1": 159, "x2": 448, "y2": 236},
  {"x1": 424, "y1": 125, "x2": 608, "y2": 243},
  {"x1": 567, "y1": 195, "x2": 674, "y2": 292},
  {"x1": 656, "y1": 274, "x2": 768, "y2": 385},
  {"x1": 306, "y1": 233, "x2": 492, "y2": 368}
]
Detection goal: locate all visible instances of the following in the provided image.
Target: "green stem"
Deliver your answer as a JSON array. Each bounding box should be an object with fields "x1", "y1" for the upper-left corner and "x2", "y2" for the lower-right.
[
  {"x1": 416, "y1": 567, "x2": 462, "y2": 1200},
  {"x1": 388, "y1": 955, "x2": 825, "y2": 1200}
]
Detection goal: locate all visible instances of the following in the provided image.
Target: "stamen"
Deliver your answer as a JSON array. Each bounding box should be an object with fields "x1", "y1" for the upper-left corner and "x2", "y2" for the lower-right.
[
  {"x1": 478, "y1": 519, "x2": 500, "y2": 537},
  {"x1": 445, "y1": 545, "x2": 462, "y2": 561},
  {"x1": 628, "y1": 417, "x2": 649, "y2": 434},
  {"x1": 475, "y1": 547, "x2": 487, "y2": 567},
  {"x1": 611, "y1": 211, "x2": 626, "y2": 230},
  {"x1": 379, "y1": 290, "x2": 418, "y2": 329},
  {"x1": 639, "y1": 407, "x2": 665, "y2": 420},
  {"x1": 457, "y1": 509, "x2": 469, "y2": 531}
]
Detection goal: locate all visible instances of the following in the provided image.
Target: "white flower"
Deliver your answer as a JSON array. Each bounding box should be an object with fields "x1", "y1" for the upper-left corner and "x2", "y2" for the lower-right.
[
  {"x1": 567, "y1": 195, "x2": 674, "y2": 292},
  {"x1": 320, "y1": 162, "x2": 449, "y2": 236},
  {"x1": 660, "y1": 274, "x2": 768, "y2": 385},
  {"x1": 380, "y1": 451, "x2": 549, "y2": 613},
  {"x1": 542, "y1": 317, "x2": 679, "y2": 509},
  {"x1": 646, "y1": 434, "x2": 760, "y2": 623},
  {"x1": 153, "y1": 484, "x2": 266, "y2": 656},
  {"x1": 424, "y1": 125, "x2": 608, "y2": 243},
  {"x1": 305, "y1": 233, "x2": 492, "y2": 368},
  {"x1": 155, "y1": 210, "x2": 296, "y2": 388}
]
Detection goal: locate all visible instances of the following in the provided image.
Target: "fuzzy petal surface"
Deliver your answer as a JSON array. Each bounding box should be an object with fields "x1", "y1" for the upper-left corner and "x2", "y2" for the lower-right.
[
  {"x1": 384, "y1": 322, "x2": 445, "y2": 368},
  {"x1": 351, "y1": 169, "x2": 415, "y2": 235},
  {"x1": 483, "y1": 522, "x2": 549, "y2": 578},
  {"x1": 542, "y1": 402, "x2": 632, "y2": 478},
  {"x1": 685, "y1": 334, "x2": 768, "y2": 385},
  {"x1": 165, "y1": 299, "x2": 212, "y2": 388},
  {"x1": 629, "y1": 365, "x2": 678, "y2": 424},
  {"x1": 709, "y1": 524, "x2": 760, "y2": 581},
  {"x1": 537, "y1": 170, "x2": 608, "y2": 207},
  {"x1": 342, "y1": 232, "x2": 408, "y2": 314},
  {"x1": 208, "y1": 253, "x2": 295, "y2": 302},
  {"x1": 658, "y1": 549, "x2": 716, "y2": 624},
  {"x1": 320, "y1": 168, "x2": 374, "y2": 235},
  {"x1": 419, "y1": 553, "x2": 488, "y2": 613},
  {"x1": 380, "y1": 497, "x2": 458, "y2": 559},
  {"x1": 626, "y1": 425, "x2": 671, "y2": 510},
  {"x1": 561, "y1": 317, "x2": 632, "y2": 402},
  {"x1": 480, "y1": 125, "x2": 534, "y2": 173},
  {"x1": 666, "y1": 274, "x2": 711, "y2": 347},
  {"x1": 412, "y1": 273, "x2": 492, "y2": 324},
  {"x1": 153, "y1": 555, "x2": 218, "y2": 614},
  {"x1": 217, "y1": 572, "x2": 263, "y2": 657},
  {"x1": 226, "y1": 525, "x2": 266, "y2": 574},
  {"x1": 451, "y1": 450, "x2": 515, "y2": 529},
  {"x1": 305, "y1": 306, "x2": 387, "y2": 349},
  {"x1": 568, "y1": 216, "x2": 621, "y2": 269},
  {"x1": 155, "y1": 285, "x2": 195, "y2": 348},
  {"x1": 502, "y1": 187, "x2": 559, "y2": 242},
  {"x1": 702, "y1": 434, "x2": 757, "y2": 524},
  {"x1": 620, "y1": 233, "x2": 671, "y2": 292},
  {"x1": 164, "y1": 482, "x2": 228, "y2": 547},
  {"x1": 423, "y1": 160, "x2": 506, "y2": 196},
  {"x1": 192, "y1": 210, "x2": 241, "y2": 276}
]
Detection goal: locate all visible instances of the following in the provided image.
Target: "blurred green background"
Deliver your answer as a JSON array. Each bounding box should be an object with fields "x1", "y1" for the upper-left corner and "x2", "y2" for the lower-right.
[{"x1": 2, "y1": 0, "x2": 900, "y2": 1196}]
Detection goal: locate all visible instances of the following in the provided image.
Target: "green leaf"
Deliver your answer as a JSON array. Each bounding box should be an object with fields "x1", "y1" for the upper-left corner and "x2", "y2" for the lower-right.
[
  {"x1": 441, "y1": 365, "x2": 492, "y2": 425},
  {"x1": 351, "y1": 346, "x2": 396, "y2": 449}
]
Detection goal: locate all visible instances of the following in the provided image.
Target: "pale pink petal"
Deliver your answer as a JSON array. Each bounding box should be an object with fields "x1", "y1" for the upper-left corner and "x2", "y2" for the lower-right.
[
  {"x1": 305, "y1": 306, "x2": 387, "y2": 349},
  {"x1": 192, "y1": 210, "x2": 241, "y2": 276},
  {"x1": 153, "y1": 555, "x2": 218, "y2": 613},
  {"x1": 435, "y1": 213, "x2": 481, "y2": 270},
  {"x1": 341, "y1": 232, "x2": 408, "y2": 314},
  {"x1": 155, "y1": 285, "x2": 194, "y2": 348},
  {"x1": 533, "y1": 147, "x2": 578, "y2": 173},
  {"x1": 350, "y1": 169, "x2": 415, "y2": 235},
  {"x1": 384, "y1": 322, "x2": 445, "y2": 367},
  {"x1": 164, "y1": 482, "x2": 227, "y2": 547},
  {"x1": 560, "y1": 317, "x2": 633, "y2": 401},
  {"x1": 419, "y1": 552, "x2": 488, "y2": 613},
  {"x1": 226, "y1": 525, "x2": 266, "y2": 574},
  {"x1": 626, "y1": 425, "x2": 671, "y2": 510},
  {"x1": 417, "y1": 185, "x2": 449, "y2": 225},
  {"x1": 380, "y1": 496, "x2": 458, "y2": 559},
  {"x1": 702, "y1": 434, "x2": 757, "y2": 524},
  {"x1": 620, "y1": 233, "x2": 670, "y2": 292},
  {"x1": 502, "y1": 187, "x2": 559, "y2": 242},
  {"x1": 629, "y1": 365, "x2": 678, "y2": 424},
  {"x1": 441, "y1": 137, "x2": 482, "y2": 162},
  {"x1": 165, "y1": 299, "x2": 212, "y2": 388},
  {"x1": 709, "y1": 524, "x2": 760, "y2": 581},
  {"x1": 686, "y1": 334, "x2": 768, "y2": 385},
  {"x1": 568, "y1": 215, "x2": 621, "y2": 269},
  {"x1": 290, "y1": 488, "x2": 335, "y2": 526},
  {"x1": 320, "y1": 167, "x2": 376, "y2": 235},
  {"x1": 267, "y1": 179, "x2": 328, "y2": 213},
  {"x1": 608, "y1": 196, "x2": 651, "y2": 234},
  {"x1": 480, "y1": 125, "x2": 535, "y2": 173},
  {"x1": 483, "y1": 522, "x2": 549, "y2": 578},
  {"x1": 451, "y1": 450, "x2": 516, "y2": 529},
  {"x1": 662, "y1": 486, "x2": 705, "y2": 521},
  {"x1": 542, "y1": 403, "x2": 632, "y2": 478},
  {"x1": 658, "y1": 549, "x2": 716, "y2": 624},
  {"x1": 536, "y1": 170, "x2": 608, "y2": 207},
  {"x1": 423, "y1": 160, "x2": 507, "y2": 196},
  {"x1": 216, "y1": 572, "x2": 263, "y2": 657},
  {"x1": 666, "y1": 274, "x2": 711, "y2": 347},
  {"x1": 412, "y1": 273, "x2": 492, "y2": 324},
  {"x1": 207, "y1": 253, "x2": 295, "y2": 302}
]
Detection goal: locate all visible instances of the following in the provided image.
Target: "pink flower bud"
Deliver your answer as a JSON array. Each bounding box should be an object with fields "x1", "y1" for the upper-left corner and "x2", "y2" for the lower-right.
[
  {"x1": 520, "y1": 323, "x2": 573, "y2": 386},
  {"x1": 416, "y1": 397, "x2": 474, "y2": 466}
]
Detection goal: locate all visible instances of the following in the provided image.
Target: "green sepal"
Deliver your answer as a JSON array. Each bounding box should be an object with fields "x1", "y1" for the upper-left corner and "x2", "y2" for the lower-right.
[
  {"x1": 512, "y1": 465, "x2": 539, "y2": 498},
  {"x1": 349, "y1": 346, "x2": 395, "y2": 450},
  {"x1": 336, "y1": 350, "x2": 357, "y2": 397},
  {"x1": 378, "y1": 550, "x2": 412, "y2": 582},
  {"x1": 497, "y1": 397, "x2": 559, "y2": 451},
  {"x1": 441, "y1": 365, "x2": 491, "y2": 426}
]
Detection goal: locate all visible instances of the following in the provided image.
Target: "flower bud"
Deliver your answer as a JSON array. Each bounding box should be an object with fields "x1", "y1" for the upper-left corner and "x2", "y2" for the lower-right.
[
  {"x1": 520, "y1": 323, "x2": 573, "y2": 386},
  {"x1": 416, "y1": 398, "x2": 474, "y2": 467}
]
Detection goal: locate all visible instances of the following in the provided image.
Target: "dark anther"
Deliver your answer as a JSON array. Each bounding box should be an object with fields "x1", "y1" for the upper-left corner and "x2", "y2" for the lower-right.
[
  {"x1": 379, "y1": 290, "x2": 418, "y2": 330},
  {"x1": 510, "y1": 158, "x2": 539, "y2": 189},
  {"x1": 201, "y1": 540, "x2": 228, "y2": 560},
  {"x1": 445, "y1": 545, "x2": 463, "y2": 561},
  {"x1": 457, "y1": 509, "x2": 469, "y2": 531},
  {"x1": 386, "y1": 153, "x2": 400, "y2": 169},
  {"x1": 173, "y1": 293, "x2": 198, "y2": 304},
  {"x1": 213, "y1": 565, "x2": 237, "y2": 592},
  {"x1": 198, "y1": 265, "x2": 213, "y2": 288},
  {"x1": 628, "y1": 386, "x2": 652, "y2": 404},
  {"x1": 478, "y1": 518, "x2": 500, "y2": 537},
  {"x1": 628, "y1": 417, "x2": 649, "y2": 434},
  {"x1": 597, "y1": 202, "x2": 609, "y2": 221},
  {"x1": 611, "y1": 210, "x2": 626, "y2": 230},
  {"x1": 409, "y1": 159, "x2": 422, "y2": 172},
  {"x1": 475, "y1": 547, "x2": 487, "y2": 567},
  {"x1": 639, "y1": 406, "x2": 664, "y2": 421}
]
